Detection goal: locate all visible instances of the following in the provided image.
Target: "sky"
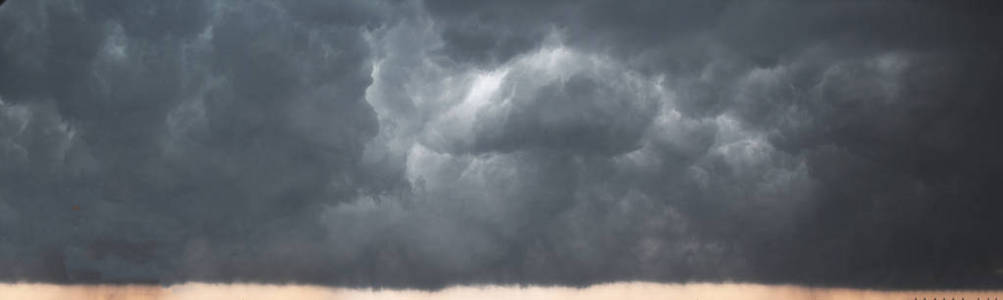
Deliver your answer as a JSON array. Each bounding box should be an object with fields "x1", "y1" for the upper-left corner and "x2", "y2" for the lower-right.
[{"x1": 0, "y1": 0, "x2": 1002, "y2": 290}]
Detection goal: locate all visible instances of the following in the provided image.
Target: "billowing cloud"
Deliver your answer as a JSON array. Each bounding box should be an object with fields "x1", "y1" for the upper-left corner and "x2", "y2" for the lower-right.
[{"x1": 1, "y1": 0, "x2": 1001, "y2": 290}]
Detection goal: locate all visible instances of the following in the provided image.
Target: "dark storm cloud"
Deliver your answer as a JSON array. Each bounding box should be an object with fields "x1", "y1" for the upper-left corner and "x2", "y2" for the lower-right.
[
  {"x1": 1, "y1": 0, "x2": 1002, "y2": 290},
  {"x1": 0, "y1": 0, "x2": 382, "y2": 283},
  {"x1": 418, "y1": 47, "x2": 661, "y2": 156}
]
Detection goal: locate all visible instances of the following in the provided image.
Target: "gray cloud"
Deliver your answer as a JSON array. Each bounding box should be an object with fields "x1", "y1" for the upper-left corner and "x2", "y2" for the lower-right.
[
  {"x1": 419, "y1": 45, "x2": 661, "y2": 155},
  {"x1": 1, "y1": 0, "x2": 1002, "y2": 289}
]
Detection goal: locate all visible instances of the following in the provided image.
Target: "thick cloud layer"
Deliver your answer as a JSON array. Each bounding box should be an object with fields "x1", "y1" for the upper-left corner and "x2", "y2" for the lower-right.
[{"x1": 1, "y1": 0, "x2": 1002, "y2": 289}]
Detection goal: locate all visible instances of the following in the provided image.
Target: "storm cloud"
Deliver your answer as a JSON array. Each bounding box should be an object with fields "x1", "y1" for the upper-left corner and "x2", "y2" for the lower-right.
[{"x1": 1, "y1": 0, "x2": 1002, "y2": 289}]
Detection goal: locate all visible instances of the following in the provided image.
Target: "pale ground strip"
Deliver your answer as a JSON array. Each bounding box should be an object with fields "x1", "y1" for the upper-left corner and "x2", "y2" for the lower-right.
[{"x1": 0, "y1": 282, "x2": 1000, "y2": 300}]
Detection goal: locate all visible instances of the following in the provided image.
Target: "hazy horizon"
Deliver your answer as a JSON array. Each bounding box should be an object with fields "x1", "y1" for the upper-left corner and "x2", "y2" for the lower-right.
[{"x1": 2, "y1": 282, "x2": 1002, "y2": 300}]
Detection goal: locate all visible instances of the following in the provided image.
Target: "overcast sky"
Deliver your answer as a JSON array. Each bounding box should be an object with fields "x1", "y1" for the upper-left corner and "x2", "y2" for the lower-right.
[{"x1": 1, "y1": 0, "x2": 1002, "y2": 289}]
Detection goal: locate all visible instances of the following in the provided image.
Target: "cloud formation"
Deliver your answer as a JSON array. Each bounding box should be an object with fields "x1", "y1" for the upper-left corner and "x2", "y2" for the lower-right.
[{"x1": 1, "y1": 0, "x2": 1002, "y2": 289}]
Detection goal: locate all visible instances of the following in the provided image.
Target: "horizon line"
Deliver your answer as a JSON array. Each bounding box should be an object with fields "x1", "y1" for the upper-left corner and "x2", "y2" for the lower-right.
[{"x1": 1, "y1": 281, "x2": 1002, "y2": 300}]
